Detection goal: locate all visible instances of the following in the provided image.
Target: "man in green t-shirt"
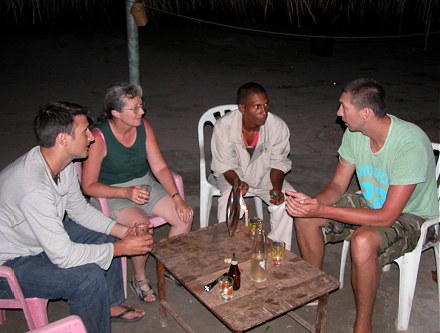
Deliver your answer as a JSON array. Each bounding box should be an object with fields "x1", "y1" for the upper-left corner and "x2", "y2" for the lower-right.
[{"x1": 285, "y1": 78, "x2": 438, "y2": 333}]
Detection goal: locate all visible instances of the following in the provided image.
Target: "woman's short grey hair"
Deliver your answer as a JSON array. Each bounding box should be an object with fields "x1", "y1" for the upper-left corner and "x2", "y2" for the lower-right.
[{"x1": 99, "y1": 82, "x2": 143, "y2": 121}]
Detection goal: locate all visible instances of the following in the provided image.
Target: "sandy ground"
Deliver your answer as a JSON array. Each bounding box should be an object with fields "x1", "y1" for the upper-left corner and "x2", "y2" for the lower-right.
[{"x1": 0, "y1": 17, "x2": 439, "y2": 333}]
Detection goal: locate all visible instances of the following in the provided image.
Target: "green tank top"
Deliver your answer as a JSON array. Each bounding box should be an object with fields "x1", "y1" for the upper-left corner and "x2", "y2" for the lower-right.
[{"x1": 95, "y1": 120, "x2": 149, "y2": 185}]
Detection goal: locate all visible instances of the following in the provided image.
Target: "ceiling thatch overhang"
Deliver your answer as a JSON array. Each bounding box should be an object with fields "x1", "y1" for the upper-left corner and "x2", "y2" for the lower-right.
[{"x1": 0, "y1": 0, "x2": 438, "y2": 34}]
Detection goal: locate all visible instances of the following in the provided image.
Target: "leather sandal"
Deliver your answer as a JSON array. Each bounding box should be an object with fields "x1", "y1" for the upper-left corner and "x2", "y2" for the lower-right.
[{"x1": 129, "y1": 279, "x2": 157, "y2": 303}]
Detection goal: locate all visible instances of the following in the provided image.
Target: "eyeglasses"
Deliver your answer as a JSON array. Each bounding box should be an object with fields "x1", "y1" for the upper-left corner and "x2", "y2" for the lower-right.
[{"x1": 123, "y1": 103, "x2": 145, "y2": 114}]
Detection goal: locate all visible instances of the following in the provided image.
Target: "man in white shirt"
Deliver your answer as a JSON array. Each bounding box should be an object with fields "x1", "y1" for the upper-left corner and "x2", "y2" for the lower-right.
[{"x1": 211, "y1": 82, "x2": 295, "y2": 249}]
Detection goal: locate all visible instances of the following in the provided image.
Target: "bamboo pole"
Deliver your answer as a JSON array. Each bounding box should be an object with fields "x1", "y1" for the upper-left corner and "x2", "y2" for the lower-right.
[{"x1": 125, "y1": 0, "x2": 140, "y2": 85}]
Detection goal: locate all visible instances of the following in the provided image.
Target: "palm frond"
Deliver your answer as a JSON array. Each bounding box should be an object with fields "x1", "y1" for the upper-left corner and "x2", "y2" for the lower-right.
[{"x1": 0, "y1": 0, "x2": 438, "y2": 32}]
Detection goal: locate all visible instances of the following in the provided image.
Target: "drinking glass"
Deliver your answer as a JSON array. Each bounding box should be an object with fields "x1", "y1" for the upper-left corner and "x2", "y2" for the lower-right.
[
  {"x1": 270, "y1": 240, "x2": 286, "y2": 266},
  {"x1": 135, "y1": 221, "x2": 149, "y2": 236},
  {"x1": 138, "y1": 184, "x2": 152, "y2": 202},
  {"x1": 218, "y1": 276, "x2": 234, "y2": 301},
  {"x1": 247, "y1": 217, "x2": 261, "y2": 238}
]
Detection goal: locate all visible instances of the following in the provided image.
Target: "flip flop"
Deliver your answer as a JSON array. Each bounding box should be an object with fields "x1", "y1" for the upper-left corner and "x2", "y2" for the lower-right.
[
  {"x1": 130, "y1": 279, "x2": 157, "y2": 303},
  {"x1": 111, "y1": 306, "x2": 144, "y2": 323}
]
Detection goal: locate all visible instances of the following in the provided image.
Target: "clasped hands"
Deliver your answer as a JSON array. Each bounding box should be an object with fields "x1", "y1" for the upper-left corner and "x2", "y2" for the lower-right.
[{"x1": 285, "y1": 191, "x2": 322, "y2": 217}]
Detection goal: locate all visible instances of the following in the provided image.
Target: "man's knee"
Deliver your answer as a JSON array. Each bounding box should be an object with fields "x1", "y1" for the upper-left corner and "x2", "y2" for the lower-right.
[
  {"x1": 294, "y1": 217, "x2": 324, "y2": 233},
  {"x1": 351, "y1": 227, "x2": 381, "y2": 261}
]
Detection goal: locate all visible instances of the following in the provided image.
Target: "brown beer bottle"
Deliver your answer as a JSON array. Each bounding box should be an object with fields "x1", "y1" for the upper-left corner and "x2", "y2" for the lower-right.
[{"x1": 227, "y1": 253, "x2": 241, "y2": 290}]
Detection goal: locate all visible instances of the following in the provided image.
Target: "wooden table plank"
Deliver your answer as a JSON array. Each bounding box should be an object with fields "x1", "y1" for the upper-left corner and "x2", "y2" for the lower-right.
[
  {"x1": 153, "y1": 222, "x2": 253, "y2": 282},
  {"x1": 186, "y1": 260, "x2": 338, "y2": 331},
  {"x1": 152, "y1": 222, "x2": 340, "y2": 332}
]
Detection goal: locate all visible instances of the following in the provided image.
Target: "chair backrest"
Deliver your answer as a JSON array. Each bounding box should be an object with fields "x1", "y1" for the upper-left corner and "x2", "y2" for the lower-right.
[
  {"x1": 73, "y1": 161, "x2": 113, "y2": 216},
  {"x1": 198, "y1": 105, "x2": 238, "y2": 182},
  {"x1": 26, "y1": 315, "x2": 87, "y2": 333}
]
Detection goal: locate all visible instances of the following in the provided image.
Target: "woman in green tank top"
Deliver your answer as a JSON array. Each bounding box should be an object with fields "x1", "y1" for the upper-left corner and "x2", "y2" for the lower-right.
[{"x1": 82, "y1": 82, "x2": 193, "y2": 303}]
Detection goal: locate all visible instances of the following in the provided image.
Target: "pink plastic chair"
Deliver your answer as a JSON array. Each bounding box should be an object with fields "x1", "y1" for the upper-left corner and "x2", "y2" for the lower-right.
[
  {"x1": 73, "y1": 162, "x2": 185, "y2": 298},
  {"x1": 0, "y1": 266, "x2": 49, "y2": 330},
  {"x1": 26, "y1": 315, "x2": 87, "y2": 333}
]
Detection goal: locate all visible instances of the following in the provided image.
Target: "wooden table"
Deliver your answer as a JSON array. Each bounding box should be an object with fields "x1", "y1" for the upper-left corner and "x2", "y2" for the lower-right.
[{"x1": 152, "y1": 222, "x2": 340, "y2": 333}]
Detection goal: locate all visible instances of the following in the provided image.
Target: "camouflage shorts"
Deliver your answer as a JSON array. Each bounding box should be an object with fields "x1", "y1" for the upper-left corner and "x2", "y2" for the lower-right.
[{"x1": 324, "y1": 193, "x2": 427, "y2": 266}]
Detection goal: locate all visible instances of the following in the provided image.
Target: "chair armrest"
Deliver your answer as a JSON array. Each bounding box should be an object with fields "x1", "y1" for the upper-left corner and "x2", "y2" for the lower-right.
[
  {"x1": 418, "y1": 216, "x2": 439, "y2": 249},
  {"x1": 0, "y1": 266, "x2": 22, "y2": 298},
  {"x1": 97, "y1": 197, "x2": 112, "y2": 218},
  {"x1": 0, "y1": 266, "x2": 15, "y2": 283},
  {"x1": 420, "y1": 216, "x2": 440, "y2": 232}
]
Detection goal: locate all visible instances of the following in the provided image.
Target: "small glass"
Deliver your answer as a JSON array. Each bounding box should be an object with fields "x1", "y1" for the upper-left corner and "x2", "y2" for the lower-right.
[
  {"x1": 247, "y1": 217, "x2": 261, "y2": 238},
  {"x1": 138, "y1": 184, "x2": 152, "y2": 202},
  {"x1": 270, "y1": 240, "x2": 286, "y2": 266},
  {"x1": 140, "y1": 184, "x2": 152, "y2": 194},
  {"x1": 218, "y1": 276, "x2": 234, "y2": 301},
  {"x1": 134, "y1": 221, "x2": 149, "y2": 236}
]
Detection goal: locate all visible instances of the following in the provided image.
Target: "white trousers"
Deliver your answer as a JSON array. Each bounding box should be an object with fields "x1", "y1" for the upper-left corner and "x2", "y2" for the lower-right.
[{"x1": 216, "y1": 179, "x2": 295, "y2": 251}]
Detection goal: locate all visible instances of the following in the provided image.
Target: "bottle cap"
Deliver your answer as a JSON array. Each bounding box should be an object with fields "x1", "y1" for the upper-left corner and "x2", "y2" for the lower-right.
[{"x1": 231, "y1": 253, "x2": 238, "y2": 264}]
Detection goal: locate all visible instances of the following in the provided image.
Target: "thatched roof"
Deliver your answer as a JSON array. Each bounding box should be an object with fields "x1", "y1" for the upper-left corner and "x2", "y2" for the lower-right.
[{"x1": 1, "y1": 0, "x2": 438, "y2": 33}]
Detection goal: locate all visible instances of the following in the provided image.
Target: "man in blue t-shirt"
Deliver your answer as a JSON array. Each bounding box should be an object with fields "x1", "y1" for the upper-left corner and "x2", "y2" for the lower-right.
[{"x1": 285, "y1": 78, "x2": 438, "y2": 333}]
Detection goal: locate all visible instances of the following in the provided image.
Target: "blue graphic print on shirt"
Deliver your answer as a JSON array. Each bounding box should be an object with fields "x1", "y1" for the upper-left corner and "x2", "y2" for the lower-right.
[{"x1": 357, "y1": 164, "x2": 389, "y2": 209}]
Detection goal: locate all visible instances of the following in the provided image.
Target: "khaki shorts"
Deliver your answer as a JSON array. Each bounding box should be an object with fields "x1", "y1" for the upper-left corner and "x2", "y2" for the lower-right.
[
  {"x1": 90, "y1": 172, "x2": 167, "y2": 218},
  {"x1": 324, "y1": 193, "x2": 427, "y2": 266}
]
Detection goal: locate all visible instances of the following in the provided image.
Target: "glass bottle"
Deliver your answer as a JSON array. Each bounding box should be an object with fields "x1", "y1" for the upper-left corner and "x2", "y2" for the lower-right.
[
  {"x1": 227, "y1": 253, "x2": 241, "y2": 290},
  {"x1": 250, "y1": 220, "x2": 268, "y2": 282}
]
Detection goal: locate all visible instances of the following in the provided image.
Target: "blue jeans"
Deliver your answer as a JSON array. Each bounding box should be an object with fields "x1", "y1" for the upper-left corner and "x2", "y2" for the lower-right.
[{"x1": 0, "y1": 220, "x2": 124, "y2": 333}]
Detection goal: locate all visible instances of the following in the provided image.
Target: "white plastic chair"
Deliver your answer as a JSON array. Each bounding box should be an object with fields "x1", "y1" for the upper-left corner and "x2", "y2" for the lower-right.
[
  {"x1": 338, "y1": 142, "x2": 440, "y2": 331},
  {"x1": 26, "y1": 315, "x2": 86, "y2": 333},
  {"x1": 198, "y1": 104, "x2": 264, "y2": 228},
  {"x1": 0, "y1": 266, "x2": 49, "y2": 330}
]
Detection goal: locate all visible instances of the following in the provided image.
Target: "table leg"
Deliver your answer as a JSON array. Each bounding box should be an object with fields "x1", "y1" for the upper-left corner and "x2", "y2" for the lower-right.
[
  {"x1": 156, "y1": 259, "x2": 167, "y2": 327},
  {"x1": 315, "y1": 293, "x2": 329, "y2": 333}
]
